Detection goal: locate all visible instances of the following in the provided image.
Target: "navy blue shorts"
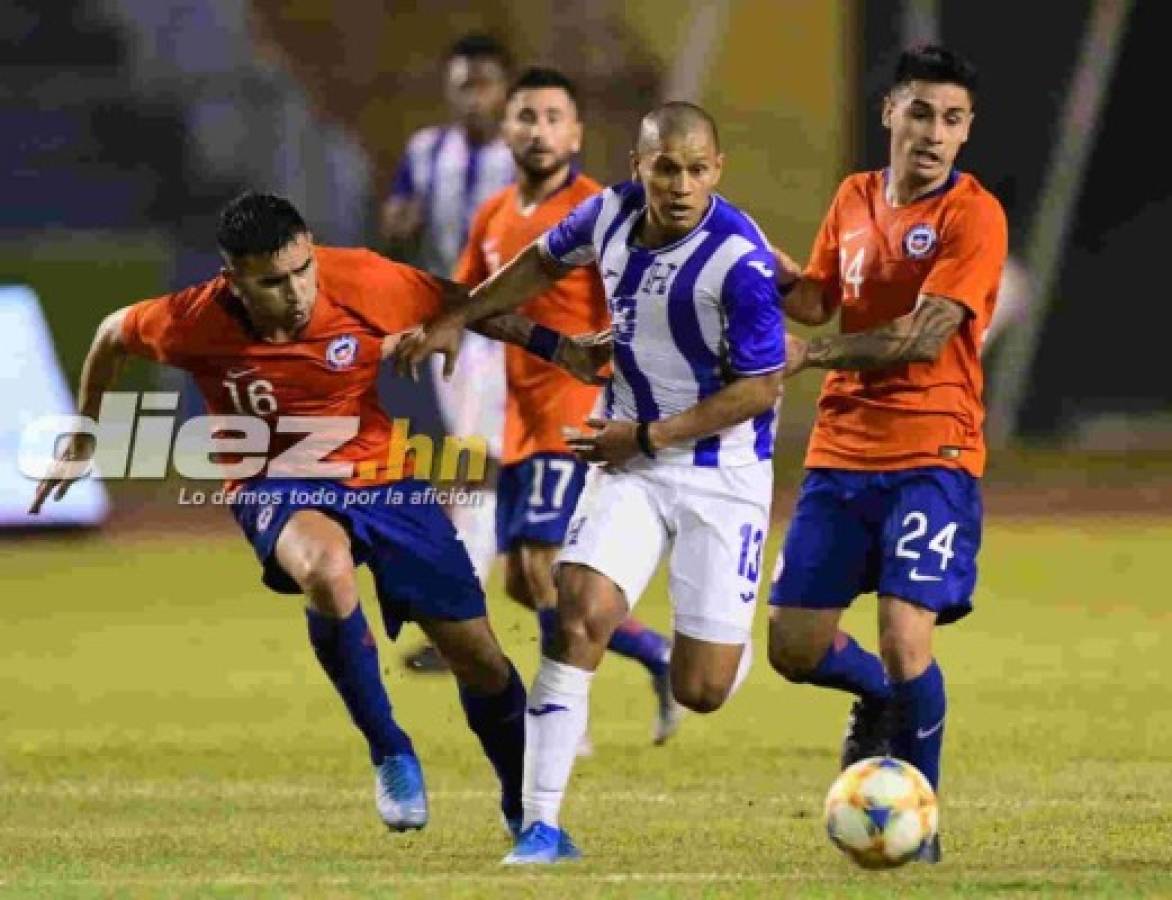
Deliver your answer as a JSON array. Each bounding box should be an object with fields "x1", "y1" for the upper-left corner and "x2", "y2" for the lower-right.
[
  {"x1": 769, "y1": 467, "x2": 982, "y2": 624},
  {"x1": 495, "y1": 453, "x2": 588, "y2": 553},
  {"x1": 231, "y1": 478, "x2": 485, "y2": 639}
]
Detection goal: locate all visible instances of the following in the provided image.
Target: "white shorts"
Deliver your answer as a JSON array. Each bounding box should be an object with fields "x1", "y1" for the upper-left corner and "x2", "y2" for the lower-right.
[
  {"x1": 556, "y1": 459, "x2": 773, "y2": 644},
  {"x1": 431, "y1": 331, "x2": 505, "y2": 460}
]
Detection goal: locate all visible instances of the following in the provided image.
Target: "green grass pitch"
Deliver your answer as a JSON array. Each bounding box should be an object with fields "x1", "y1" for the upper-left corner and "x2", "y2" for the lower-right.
[{"x1": 2, "y1": 519, "x2": 1170, "y2": 897}]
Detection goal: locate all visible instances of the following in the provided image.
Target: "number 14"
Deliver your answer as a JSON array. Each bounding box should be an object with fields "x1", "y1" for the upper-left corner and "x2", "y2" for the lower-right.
[{"x1": 840, "y1": 246, "x2": 865, "y2": 299}]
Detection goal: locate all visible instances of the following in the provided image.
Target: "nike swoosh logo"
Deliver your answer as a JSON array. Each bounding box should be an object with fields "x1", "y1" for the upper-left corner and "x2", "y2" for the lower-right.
[
  {"x1": 525, "y1": 511, "x2": 562, "y2": 524},
  {"x1": 528, "y1": 703, "x2": 568, "y2": 717},
  {"x1": 917, "y1": 718, "x2": 945, "y2": 740},
  {"x1": 739, "y1": 591, "x2": 756, "y2": 603},
  {"x1": 225, "y1": 366, "x2": 258, "y2": 379},
  {"x1": 909, "y1": 569, "x2": 943, "y2": 582},
  {"x1": 747, "y1": 260, "x2": 774, "y2": 278},
  {"x1": 842, "y1": 228, "x2": 868, "y2": 241}
]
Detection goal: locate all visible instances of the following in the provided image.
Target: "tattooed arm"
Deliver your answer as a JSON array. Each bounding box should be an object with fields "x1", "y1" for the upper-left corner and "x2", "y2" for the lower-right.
[{"x1": 785, "y1": 295, "x2": 968, "y2": 375}]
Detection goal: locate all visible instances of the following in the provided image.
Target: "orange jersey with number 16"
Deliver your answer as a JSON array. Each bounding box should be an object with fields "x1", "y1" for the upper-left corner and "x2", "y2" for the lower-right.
[
  {"x1": 803, "y1": 170, "x2": 1008, "y2": 477},
  {"x1": 120, "y1": 247, "x2": 445, "y2": 485}
]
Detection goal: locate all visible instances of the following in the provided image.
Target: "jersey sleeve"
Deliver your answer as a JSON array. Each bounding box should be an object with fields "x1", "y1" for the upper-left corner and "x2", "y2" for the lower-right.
[
  {"x1": 721, "y1": 249, "x2": 786, "y2": 376},
  {"x1": 921, "y1": 194, "x2": 1009, "y2": 317},
  {"x1": 345, "y1": 251, "x2": 446, "y2": 333},
  {"x1": 120, "y1": 285, "x2": 205, "y2": 365},
  {"x1": 453, "y1": 198, "x2": 493, "y2": 285},
  {"x1": 540, "y1": 191, "x2": 605, "y2": 267}
]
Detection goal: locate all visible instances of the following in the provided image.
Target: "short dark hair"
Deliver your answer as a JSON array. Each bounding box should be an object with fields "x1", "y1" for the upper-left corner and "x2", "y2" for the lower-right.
[
  {"x1": 447, "y1": 32, "x2": 510, "y2": 70},
  {"x1": 893, "y1": 44, "x2": 978, "y2": 98},
  {"x1": 637, "y1": 101, "x2": 720, "y2": 153},
  {"x1": 507, "y1": 66, "x2": 579, "y2": 107},
  {"x1": 216, "y1": 192, "x2": 308, "y2": 259}
]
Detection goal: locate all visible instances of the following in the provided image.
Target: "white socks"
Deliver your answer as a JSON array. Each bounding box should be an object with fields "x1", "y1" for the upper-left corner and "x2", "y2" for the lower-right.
[{"x1": 522, "y1": 657, "x2": 594, "y2": 829}]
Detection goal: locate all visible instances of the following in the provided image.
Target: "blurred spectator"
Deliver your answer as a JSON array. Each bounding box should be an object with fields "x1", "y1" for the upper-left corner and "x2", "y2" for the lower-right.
[{"x1": 379, "y1": 33, "x2": 515, "y2": 271}]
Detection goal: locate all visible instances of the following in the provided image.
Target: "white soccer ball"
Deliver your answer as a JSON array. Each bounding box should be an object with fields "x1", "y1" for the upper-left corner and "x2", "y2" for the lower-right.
[{"x1": 824, "y1": 756, "x2": 938, "y2": 869}]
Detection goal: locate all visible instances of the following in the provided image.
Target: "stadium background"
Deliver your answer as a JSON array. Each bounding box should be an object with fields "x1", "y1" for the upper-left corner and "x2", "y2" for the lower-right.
[{"x1": 2, "y1": 1, "x2": 1170, "y2": 895}]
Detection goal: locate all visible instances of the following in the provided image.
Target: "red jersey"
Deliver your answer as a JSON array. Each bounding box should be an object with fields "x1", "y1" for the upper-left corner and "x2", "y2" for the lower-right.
[
  {"x1": 120, "y1": 246, "x2": 444, "y2": 484},
  {"x1": 454, "y1": 173, "x2": 609, "y2": 465},
  {"x1": 804, "y1": 170, "x2": 1008, "y2": 477}
]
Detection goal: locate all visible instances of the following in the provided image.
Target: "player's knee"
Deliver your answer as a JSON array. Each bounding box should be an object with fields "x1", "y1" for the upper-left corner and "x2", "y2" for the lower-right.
[
  {"x1": 292, "y1": 546, "x2": 354, "y2": 605},
  {"x1": 546, "y1": 606, "x2": 609, "y2": 662},
  {"x1": 672, "y1": 678, "x2": 727, "y2": 714},
  {"x1": 767, "y1": 636, "x2": 821, "y2": 683}
]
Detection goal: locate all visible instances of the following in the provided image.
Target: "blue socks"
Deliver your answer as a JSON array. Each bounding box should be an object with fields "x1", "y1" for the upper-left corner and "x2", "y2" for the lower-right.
[
  {"x1": 804, "y1": 632, "x2": 892, "y2": 702},
  {"x1": 890, "y1": 659, "x2": 946, "y2": 791},
  {"x1": 306, "y1": 605, "x2": 415, "y2": 765},
  {"x1": 459, "y1": 661, "x2": 527, "y2": 823},
  {"x1": 606, "y1": 618, "x2": 671, "y2": 675}
]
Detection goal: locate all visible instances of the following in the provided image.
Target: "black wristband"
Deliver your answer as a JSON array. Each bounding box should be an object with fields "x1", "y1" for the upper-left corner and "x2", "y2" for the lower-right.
[
  {"x1": 635, "y1": 421, "x2": 657, "y2": 458},
  {"x1": 526, "y1": 323, "x2": 561, "y2": 362}
]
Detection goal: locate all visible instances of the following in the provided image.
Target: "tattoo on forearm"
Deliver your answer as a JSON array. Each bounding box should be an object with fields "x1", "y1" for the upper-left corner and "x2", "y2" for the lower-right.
[{"x1": 805, "y1": 296, "x2": 967, "y2": 370}]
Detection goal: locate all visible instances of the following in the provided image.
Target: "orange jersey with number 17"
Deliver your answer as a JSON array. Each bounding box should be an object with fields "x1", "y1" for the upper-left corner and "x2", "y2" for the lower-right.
[
  {"x1": 803, "y1": 170, "x2": 1008, "y2": 477},
  {"x1": 454, "y1": 172, "x2": 609, "y2": 465}
]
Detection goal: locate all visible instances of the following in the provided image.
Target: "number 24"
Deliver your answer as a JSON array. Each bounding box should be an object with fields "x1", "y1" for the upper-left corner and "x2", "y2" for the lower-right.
[{"x1": 895, "y1": 511, "x2": 957, "y2": 570}]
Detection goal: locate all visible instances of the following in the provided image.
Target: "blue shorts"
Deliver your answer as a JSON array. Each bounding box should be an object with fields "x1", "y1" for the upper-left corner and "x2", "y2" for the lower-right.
[
  {"x1": 495, "y1": 453, "x2": 588, "y2": 553},
  {"x1": 231, "y1": 478, "x2": 485, "y2": 639},
  {"x1": 769, "y1": 467, "x2": 982, "y2": 624}
]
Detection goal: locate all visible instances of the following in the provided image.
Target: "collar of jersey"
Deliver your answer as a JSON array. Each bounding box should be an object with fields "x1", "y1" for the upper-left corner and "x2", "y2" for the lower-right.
[
  {"x1": 627, "y1": 194, "x2": 717, "y2": 254},
  {"x1": 881, "y1": 167, "x2": 960, "y2": 206}
]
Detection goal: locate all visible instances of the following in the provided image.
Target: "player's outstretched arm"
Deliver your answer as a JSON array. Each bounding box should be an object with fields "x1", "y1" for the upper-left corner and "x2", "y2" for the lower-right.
[
  {"x1": 787, "y1": 294, "x2": 968, "y2": 375},
  {"x1": 391, "y1": 240, "x2": 570, "y2": 379},
  {"x1": 29, "y1": 307, "x2": 132, "y2": 513}
]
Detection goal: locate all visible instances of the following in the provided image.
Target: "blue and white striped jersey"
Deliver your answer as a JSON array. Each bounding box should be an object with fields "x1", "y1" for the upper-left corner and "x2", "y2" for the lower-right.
[
  {"x1": 389, "y1": 125, "x2": 515, "y2": 276},
  {"x1": 541, "y1": 180, "x2": 785, "y2": 467}
]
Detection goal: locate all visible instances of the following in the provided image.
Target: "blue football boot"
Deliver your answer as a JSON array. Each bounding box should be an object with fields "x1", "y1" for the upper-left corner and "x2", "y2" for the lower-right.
[
  {"x1": 501, "y1": 822, "x2": 582, "y2": 865},
  {"x1": 374, "y1": 753, "x2": 428, "y2": 831}
]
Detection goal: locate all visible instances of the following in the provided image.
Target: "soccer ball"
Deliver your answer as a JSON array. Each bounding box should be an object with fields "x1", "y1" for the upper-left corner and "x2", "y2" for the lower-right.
[{"x1": 823, "y1": 757, "x2": 938, "y2": 869}]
